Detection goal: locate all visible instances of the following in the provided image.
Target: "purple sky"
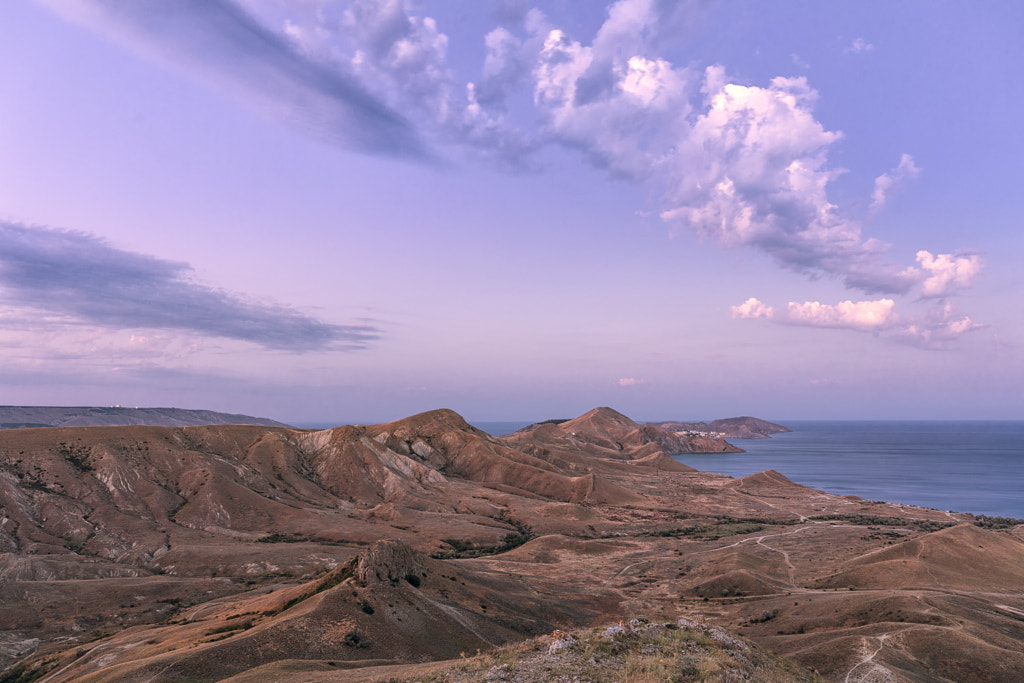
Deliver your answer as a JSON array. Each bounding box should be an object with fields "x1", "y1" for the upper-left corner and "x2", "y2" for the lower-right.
[{"x1": 1, "y1": 1, "x2": 1021, "y2": 423}]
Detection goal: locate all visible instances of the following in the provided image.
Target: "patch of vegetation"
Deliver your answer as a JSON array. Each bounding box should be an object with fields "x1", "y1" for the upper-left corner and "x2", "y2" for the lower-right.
[
  {"x1": 641, "y1": 518, "x2": 766, "y2": 540},
  {"x1": 404, "y1": 573, "x2": 421, "y2": 587},
  {"x1": 18, "y1": 479, "x2": 49, "y2": 492},
  {"x1": 809, "y1": 514, "x2": 954, "y2": 532},
  {"x1": 255, "y1": 532, "x2": 306, "y2": 543},
  {"x1": 56, "y1": 441, "x2": 93, "y2": 472},
  {"x1": 0, "y1": 658, "x2": 58, "y2": 683},
  {"x1": 207, "y1": 620, "x2": 253, "y2": 636},
  {"x1": 972, "y1": 514, "x2": 1024, "y2": 529},
  {"x1": 342, "y1": 630, "x2": 371, "y2": 648},
  {"x1": 750, "y1": 608, "x2": 780, "y2": 624},
  {"x1": 432, "y1": 515, "x2": 536, "y2": 559}
]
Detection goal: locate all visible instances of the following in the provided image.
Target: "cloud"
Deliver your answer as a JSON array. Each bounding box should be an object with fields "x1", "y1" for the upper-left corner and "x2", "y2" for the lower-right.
[
  {"x1": 513, "y1": 2, "x2": 984, "y2": 311},
  {"x1": 732, "y1": 295, "x2": 981, "y2": 347},
  {"x1": 262, "y1": 0, "x2": 538, "y2": 168},
  {"x1": 870, "y1": 153, "x2": 920, "y2": 213},
  {"x1": 39, "y1": 0, "x2": 984, "y2": 339},
  {"x1": 845, "y1": 38, "x2": 874, "y2": 54},
  {"x1": 38, "y1": 0, "x2": 429, "y2": 159},
  {"x1": 617, "y1": 377, "x2": 647, "y2": 386},
  {"x1": 519, "y1": 4, "x2": 937, "y2": 295},
  {"x1": 476, "y1": 26, "x2": 529, "y2": 108},
  {"x1": 915, "y1": 250, "x2": 983, "y2": 298},
  {"x1": 896, "y1": 302, "x2": 982, "y2": 348},
  {"x1": 786, "y1": 299, "x2": 897, "y2": 331},
  {"x1": 0, "y1": 222, "x2": 378, "y2": 351},
  {"x1": 731, "y1": 297, "x2": 775, "y2": 320},
  {"x1": 341, "y1": 0, "x2": 454, "y2": 116}
]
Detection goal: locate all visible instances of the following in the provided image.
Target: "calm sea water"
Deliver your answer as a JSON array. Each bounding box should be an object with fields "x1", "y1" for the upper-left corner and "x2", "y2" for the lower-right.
[{"x1": 672, "y1": 421, "x2": 1024, "y2": 519}]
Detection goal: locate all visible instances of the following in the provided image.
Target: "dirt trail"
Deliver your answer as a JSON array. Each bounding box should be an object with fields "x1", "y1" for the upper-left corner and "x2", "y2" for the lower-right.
[
  {"x1": 755, "y1": 536, "x2": 797, "y2": 587},
  {"x1": 844, "y1": 634, "x2": 895, "y2": 683}
]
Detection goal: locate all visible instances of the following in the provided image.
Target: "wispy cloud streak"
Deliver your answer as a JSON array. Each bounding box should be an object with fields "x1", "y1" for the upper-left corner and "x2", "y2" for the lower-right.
[
  {"x1": 0, "y1": 222, "x2": 378, "y2": 350},
  {"x1": 39, "y1": 0, "x2": 429, "y2": 159}
]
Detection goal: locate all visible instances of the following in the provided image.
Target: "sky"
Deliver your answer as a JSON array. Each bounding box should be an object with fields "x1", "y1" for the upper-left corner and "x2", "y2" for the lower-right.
[{"x1": 1, "y1": 0, "x2": 1021, "y2": 423}]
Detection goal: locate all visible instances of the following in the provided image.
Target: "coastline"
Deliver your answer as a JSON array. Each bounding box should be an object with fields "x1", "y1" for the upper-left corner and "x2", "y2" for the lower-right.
[{"x1": 673, "y1": 420, "x2": 1024, "y2": 518}]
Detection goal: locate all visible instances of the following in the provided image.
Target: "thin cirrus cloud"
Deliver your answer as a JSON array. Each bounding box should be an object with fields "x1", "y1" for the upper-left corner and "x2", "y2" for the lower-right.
[
  {"x1": 845, "y1": 37, "x2": 875, "y2": 55},
  {"x1": 38, "y1": 0, "x2": 430, "y2": 160},
  {"x1": 0, "y1": 222, "x2": 378, "y2": 351}
]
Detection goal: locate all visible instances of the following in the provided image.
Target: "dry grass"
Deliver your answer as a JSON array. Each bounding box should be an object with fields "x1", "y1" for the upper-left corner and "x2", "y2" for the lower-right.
[{"x1": 385, "y1": 618, "x2": 824, "y2": 683}]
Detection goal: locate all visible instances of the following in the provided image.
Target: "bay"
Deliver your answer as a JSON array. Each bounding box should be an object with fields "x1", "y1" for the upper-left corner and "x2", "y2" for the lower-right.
[
  {"x1": 470, "y1": 421, "x2": 533, "y2": 436},
  {"x1": 672, "y1": 421, "x2": 1024, "y2": 518}
]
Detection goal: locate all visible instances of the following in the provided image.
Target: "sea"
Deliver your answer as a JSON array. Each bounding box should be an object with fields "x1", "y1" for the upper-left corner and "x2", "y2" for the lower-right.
[
  {"x1": 670, "y1": 421, "x2": 1024, "y2": 519},
  {"x1": 298, "y1": 420, "x2": 1024, "y2": 519}
]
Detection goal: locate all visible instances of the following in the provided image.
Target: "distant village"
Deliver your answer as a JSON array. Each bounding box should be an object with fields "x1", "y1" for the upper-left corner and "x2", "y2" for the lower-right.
[{"x1": 673, "y1": 430, "x2": 727, "y2": 439}]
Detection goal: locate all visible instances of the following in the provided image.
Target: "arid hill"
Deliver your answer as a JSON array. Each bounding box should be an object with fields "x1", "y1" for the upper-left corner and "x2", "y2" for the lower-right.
[
  {"x1": 1, "y1": 408, "x2": 1022, "y2": 682},
  {"x1": 650, "y1": 415, "x2": 791, "y2": 439},
  {"x1": 508, "y1": 406, "x2": 744, "y2": 455},
  {"x1": 0, "y1": 405, "x2": 289, "y2": 429}
]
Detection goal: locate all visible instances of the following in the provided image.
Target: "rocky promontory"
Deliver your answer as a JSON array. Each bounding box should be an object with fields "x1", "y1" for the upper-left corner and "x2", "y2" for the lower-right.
[{"x1": 648, "y1": 415, "x2": 790, "y2": 439}]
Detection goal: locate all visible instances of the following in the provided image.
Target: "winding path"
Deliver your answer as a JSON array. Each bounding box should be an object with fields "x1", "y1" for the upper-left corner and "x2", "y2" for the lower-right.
[{"x1": 844, "y1": 634, "x2": 896, "y2": 683}]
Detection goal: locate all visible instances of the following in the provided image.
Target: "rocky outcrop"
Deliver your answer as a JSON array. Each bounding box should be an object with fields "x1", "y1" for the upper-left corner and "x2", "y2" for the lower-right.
[{"x1": 354, "y1": 539, "x2": 423, "y2": 586}]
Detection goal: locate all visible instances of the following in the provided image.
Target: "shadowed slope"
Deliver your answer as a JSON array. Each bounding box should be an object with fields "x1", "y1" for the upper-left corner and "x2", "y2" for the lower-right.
[{"x1": 34, "y1": 539, "x2": 621, "y2": 683}]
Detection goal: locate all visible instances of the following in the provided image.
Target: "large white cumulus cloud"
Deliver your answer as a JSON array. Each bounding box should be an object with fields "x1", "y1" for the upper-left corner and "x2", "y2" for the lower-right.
[{"x1": 916, "y1": 251, "x2": 983, "y2": 298}]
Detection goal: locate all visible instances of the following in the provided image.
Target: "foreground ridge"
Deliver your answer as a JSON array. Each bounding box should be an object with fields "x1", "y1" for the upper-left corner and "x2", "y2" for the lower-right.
[{"x1": 237, "y1": 616, "x2": 824, "y2": 683}]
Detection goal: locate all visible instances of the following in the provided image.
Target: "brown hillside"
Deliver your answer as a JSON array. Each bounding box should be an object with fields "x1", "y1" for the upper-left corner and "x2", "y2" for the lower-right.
[
  {"x1": 2, "y1": 407, "x2": 1023, "y2": 682},
  {"x1": 817, "y1": 523, "x2": 1024, "y2": 591}
]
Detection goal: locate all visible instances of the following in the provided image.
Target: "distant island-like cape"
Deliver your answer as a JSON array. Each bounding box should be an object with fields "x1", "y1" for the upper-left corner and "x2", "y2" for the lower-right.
[{"x1": 646, "y1": 415, "x2": 791, "y2": 439}]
